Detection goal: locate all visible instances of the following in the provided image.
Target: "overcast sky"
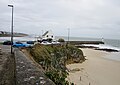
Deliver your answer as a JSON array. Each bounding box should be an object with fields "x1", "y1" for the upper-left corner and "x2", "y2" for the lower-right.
[{"x1": 0, "y1": 0, "x2": 120, "y2": 39}]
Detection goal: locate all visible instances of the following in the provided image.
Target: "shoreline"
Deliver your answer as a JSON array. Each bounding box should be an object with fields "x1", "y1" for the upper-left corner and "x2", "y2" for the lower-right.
[{"x1": 67, "y1": 48, "x2": 120, "y2": 85}]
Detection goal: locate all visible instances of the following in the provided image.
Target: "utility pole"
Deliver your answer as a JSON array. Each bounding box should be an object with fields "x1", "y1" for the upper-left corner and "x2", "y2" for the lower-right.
[
  {"x1": 41, "y1": 30, "x2": 43, "y2": 37},
  {"x1": 68, "y1": 28, "x2": 70, "y2": 44}
]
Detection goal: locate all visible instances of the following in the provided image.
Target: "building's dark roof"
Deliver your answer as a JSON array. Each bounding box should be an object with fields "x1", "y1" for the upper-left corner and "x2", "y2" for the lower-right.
[{"x1": 42, "y1": 31, "x2": 49, "y2": 36}]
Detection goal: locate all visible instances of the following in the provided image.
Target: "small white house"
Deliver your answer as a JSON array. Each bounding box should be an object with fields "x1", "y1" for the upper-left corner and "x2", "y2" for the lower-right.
[
  {"x1": 42, "y1": 30, "x2": 54, "y2": 40},
  {"x1": 0, "y1": 31, "x2": 4, "y2": 34}
]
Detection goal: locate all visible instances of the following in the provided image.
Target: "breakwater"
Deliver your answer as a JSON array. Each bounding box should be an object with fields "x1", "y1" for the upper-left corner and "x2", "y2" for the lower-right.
[{"x1": 67, "y1": 41, "x2": 104, "y2": 45}]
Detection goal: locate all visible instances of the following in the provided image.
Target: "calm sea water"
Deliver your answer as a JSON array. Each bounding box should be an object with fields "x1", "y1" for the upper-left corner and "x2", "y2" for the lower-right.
[{"x1": 104, "y1": 39, "x2": 120, "y2": 48}]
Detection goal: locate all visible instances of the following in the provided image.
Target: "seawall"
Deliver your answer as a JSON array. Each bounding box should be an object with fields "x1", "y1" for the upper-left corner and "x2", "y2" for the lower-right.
[
  {"x1": 67, "y1": 41, "x2": 104, "y2": 45},
  {"x1": 14, "y1": 48, "x2": 55, "y2": 85}
]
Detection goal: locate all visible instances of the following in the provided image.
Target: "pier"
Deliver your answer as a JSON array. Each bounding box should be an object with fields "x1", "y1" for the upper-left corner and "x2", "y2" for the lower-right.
[{"x1": 67, "y1": 41, "x2": 104, "y2": 45}]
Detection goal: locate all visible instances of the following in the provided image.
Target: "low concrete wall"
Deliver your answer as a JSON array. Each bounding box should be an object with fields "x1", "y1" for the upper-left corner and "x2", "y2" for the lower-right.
[{"x1": 14, "y1": 48, "x2": 55, "y2": 85}]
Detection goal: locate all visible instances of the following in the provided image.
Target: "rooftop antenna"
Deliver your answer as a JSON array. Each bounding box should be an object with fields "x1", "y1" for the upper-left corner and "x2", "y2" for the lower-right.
[{"x1": 102, "y1": 37, "x2": 104, "y2": 42}]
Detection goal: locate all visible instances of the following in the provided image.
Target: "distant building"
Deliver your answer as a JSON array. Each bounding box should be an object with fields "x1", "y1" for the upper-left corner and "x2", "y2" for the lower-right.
[
  {"x1": 102, "y1": 38, "x2": 104, "y2": 42},
  {"x1": 42, "y1": 30, "x2": 54, "y2": 41}
]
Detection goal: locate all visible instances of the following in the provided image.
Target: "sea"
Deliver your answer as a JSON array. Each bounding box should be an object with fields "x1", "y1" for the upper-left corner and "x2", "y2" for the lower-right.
[
  {"x1": 0, "y1": 36, "x2": 120, "y2": 61},
  {"x1": 57, "y1": 36, "x2": 120, "y2": 61}
]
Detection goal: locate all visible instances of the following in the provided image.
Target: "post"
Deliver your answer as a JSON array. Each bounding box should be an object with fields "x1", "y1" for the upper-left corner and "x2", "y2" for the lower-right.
[
  {"x1": 8, "y1": 5, "x2": 14, "y2": 54},
  {"x1": 11, "y1": 6, "x2": 13, "y2": 54},
  {"x1": 80, "y1": 76, "x2": 81, "y2": 81}
]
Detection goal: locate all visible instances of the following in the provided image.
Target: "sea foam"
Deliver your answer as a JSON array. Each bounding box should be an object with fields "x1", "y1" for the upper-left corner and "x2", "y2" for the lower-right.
[{"x1": 83, "y1": 44, "x2": 120, "y2": 51}]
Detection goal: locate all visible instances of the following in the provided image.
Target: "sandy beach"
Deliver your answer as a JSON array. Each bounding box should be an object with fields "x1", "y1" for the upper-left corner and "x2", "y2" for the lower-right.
[{"x1": 67, "y1": 48, "x2": 120, "y2": 85}]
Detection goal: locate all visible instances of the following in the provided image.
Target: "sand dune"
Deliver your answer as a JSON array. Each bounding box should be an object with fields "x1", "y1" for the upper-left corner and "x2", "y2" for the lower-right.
[{"x1": 67, "y1": 48, "x2": 120, "y2": 85}]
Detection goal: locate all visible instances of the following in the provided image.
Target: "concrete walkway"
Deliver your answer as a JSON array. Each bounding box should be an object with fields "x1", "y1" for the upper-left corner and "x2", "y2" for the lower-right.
[
  {"x1": 0, "y1": 45, "x2": 15, "y2": 85},
  {"x1": 14, "y1": 48, "x2": 55, "y2": 85}
]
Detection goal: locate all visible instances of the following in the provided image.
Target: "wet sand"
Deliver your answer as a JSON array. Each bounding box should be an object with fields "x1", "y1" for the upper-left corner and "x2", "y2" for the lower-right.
[{"x1": 67, "y1": 48, "x2": 120, "y2": 85}]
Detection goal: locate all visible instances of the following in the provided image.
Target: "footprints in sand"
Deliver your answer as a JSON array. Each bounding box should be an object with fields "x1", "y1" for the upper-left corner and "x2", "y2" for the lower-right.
[
  {"x1": 67, "y1": 67, "x2": 98, "y2": 85},
  {"x1": 68, "y1": 68, "x2": 84, "y2": 73}
]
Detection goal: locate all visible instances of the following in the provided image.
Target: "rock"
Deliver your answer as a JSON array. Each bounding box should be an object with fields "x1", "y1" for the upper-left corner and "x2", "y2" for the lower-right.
[
  {"x1": 69, "y1": 68, "x2": 80, "y2": 73},
  {"x1": 39, "y1": 77, "x2": 44, "y2": 80},
  {"x1": 29, "y1": 76, "x2": 35, "y2": 80},
  {"x1": 40, "y1": 80, "x2": 46, "y2": 84},
  {"x1": 24, "y1": 78, "x2": 29, "y2": 82}
]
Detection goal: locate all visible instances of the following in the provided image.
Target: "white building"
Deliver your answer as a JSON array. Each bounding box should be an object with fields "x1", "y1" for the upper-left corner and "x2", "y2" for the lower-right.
[
  {"x1": 42, "y1": 30, "x2": 54, "y2": 40},
  {"x1": 0, "y1": 31, "x2": 4, "y2": 34}
]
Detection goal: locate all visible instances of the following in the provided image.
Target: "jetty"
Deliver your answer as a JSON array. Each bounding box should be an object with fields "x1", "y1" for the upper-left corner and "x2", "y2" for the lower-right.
[{"x1": 67, "y1": 41, "x2": 104, "y2": 45}]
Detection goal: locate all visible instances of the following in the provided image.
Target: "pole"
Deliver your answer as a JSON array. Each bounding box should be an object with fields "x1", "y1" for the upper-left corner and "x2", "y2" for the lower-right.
[
  {"x1": 41, "y1": 30, "x2": 43, "y2": 38},
  {"x1": 11, "y1": 6, "x2": 13, "y2": 54}
]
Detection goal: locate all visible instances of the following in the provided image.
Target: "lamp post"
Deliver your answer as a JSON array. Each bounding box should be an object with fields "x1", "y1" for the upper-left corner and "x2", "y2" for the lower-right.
[{"x1": 8, "y1": 5, "x2": 14, "y2": 54}]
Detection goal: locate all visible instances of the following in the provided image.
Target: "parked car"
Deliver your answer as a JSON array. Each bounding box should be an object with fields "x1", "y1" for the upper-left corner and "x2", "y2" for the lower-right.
[
  {"x1": 26, "y1": 41, "x2": 35, "y2": 44},
  {"x1": 3, "y1": 40, "x2": 13, "y2": 45},
  {"x1": 51, "y1": 41, "x2": 60, "y2": 44},
  {"x1": 13, "y1": 42, "x2": 30, "y2": 47},
  {"x1": 41, "y1": 41, "x2": 51, "y2": 45}
]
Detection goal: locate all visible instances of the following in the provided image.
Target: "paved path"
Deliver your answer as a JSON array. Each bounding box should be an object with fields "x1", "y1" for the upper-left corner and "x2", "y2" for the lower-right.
[
  {"x1": 0, "y1": 45, "x2": 11, "y2": 53},
  {"x1": 0, "y1": 45, "x2": 15, "y2": 85},
  {"x1": 14, "y1": 48, "x2": 55, "y2": 85}
]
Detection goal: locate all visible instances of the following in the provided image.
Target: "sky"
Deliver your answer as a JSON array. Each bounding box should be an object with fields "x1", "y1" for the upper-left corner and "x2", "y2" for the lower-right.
[{"x1": 0, "y1": 0, "x2": 120, "y2": 39}]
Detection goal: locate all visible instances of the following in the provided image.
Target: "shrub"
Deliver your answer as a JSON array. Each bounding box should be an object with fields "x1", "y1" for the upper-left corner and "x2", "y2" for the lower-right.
[{"x1": 58, "y1": 38, "x2": 65, "y2": 42}]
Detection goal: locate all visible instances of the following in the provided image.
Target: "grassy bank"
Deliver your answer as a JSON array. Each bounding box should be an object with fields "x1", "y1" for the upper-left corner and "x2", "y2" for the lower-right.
[{"x1": 27, "y1": 44, "x2": 85, "y2": 85}]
